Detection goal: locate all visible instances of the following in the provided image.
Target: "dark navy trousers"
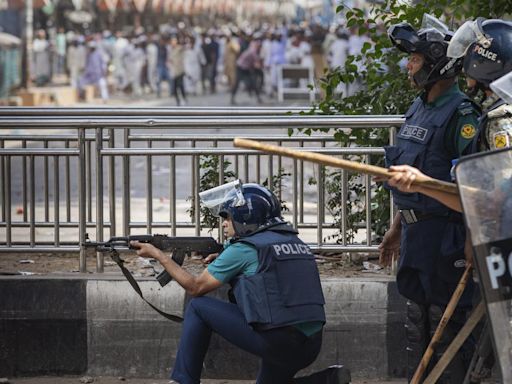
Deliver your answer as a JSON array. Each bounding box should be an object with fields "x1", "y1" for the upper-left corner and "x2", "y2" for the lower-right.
[{"x1": 171, "y1": 296, "x2": 322, "y2": 384}]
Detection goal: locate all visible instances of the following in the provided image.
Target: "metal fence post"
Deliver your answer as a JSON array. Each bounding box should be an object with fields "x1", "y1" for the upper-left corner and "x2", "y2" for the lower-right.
[
  {"x1": 78, "y1": 127, "x2": 87, "y2": 273},
  {"x1": 123, "y1": 129, "x2": 130, "y2": 236},
  {"x1": 95, "y1": 128, "x2": 104, "y2": 272}
]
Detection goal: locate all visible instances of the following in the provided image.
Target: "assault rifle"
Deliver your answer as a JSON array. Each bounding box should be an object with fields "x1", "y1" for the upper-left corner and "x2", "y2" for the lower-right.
[
  {"x1": 84, "y1": 234, "x2": 224, "y2": 286},
  {"x1": 83, "y1": 234, "x2": 223, "y2": 322}
]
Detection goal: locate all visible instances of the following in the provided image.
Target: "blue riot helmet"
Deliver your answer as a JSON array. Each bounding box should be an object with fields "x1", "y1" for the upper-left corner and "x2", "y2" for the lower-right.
[
  {"x1": 388, "y1": 14, "x2": 462, "y2": 87},
  {"x1": 199, "y1": 180, "x2": 282, "y2": 237},
  {"x1": 447, "y1": 18, "x2": 512, "y2": 88}
]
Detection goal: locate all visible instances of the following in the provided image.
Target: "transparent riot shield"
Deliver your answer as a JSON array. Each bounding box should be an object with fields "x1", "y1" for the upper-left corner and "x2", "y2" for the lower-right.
[{"x1": 456, "y1": 147, "x2": 512, "y2": 382}]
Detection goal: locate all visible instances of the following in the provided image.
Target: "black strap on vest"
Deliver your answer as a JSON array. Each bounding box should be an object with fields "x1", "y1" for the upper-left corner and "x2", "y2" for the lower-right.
[{"x1": 110, "y1": 250, "x2": 183, "y2": 322}]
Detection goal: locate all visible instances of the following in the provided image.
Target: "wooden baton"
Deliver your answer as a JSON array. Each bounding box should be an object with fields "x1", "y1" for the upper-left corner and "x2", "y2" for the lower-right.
[
  {"x1": 410, "y1": 263, "x2": 473, "y2": 384},
  {"x1": 233, "y1": 138, "x2": 458, "y2": 195},
  {"x1": 423, "y1": 301, "x2": 485, "y2": 384}
]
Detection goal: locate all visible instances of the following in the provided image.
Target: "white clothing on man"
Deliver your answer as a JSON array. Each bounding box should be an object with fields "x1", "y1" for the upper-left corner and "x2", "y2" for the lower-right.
[
  {"x1": 112, "y1": 36, "x2": 129, "y2": 90},
  {"x1": 67, "y1": 42, "x2": 87, "y2": 88},
  {"x1": 146, "y1": 41, "x2": 158, "y2": 92}
]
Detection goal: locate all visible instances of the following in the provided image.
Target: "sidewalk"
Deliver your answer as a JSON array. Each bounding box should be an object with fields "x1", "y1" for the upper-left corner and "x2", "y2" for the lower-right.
[{"x1": 20, "y1": 76, "x2": 309, "y2": 108}]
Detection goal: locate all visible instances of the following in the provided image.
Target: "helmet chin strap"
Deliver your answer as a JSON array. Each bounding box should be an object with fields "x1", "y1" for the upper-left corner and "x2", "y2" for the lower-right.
[{"x1": 466, "y1": 82, "x2": 483, "y2": 99}]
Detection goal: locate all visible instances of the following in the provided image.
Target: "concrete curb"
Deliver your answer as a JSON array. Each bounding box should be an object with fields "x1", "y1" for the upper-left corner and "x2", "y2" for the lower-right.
[{"x1": 0, "y1": 275, "x2": 407, "y2": 380}]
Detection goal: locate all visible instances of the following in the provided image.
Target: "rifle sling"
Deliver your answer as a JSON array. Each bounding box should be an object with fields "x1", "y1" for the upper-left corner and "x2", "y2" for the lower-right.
[{"x1": 110, "y1": 250, "x2": 184, "y2": 323}]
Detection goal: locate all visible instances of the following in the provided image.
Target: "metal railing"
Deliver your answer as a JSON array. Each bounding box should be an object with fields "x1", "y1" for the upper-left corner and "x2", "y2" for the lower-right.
[{"x1": 0, "y1": 107, "x2": 403, "y2": 272}]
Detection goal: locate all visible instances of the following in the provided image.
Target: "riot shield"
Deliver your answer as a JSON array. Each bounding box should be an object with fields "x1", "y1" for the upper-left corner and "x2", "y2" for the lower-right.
[{"x1": 456, "y1": 147, "x2": 512, "y2": 382}]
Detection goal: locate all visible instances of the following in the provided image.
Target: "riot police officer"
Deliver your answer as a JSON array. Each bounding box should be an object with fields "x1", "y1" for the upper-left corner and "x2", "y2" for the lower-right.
[
  {"x1": 380, "y1": 19, "x2": 512, "y2": 382},
  {"x1": 132, "y1": 180, "x2": 325, "y2": 384},
  {"x1": 384, "y1": 18, "x2": 512, "y2": 207},
  {"x1": 379, "y1": 16, "x2": 481, "y2": 383},
  {"x1": 448, "y1": 18, "x2": 512, "y2": 152}
]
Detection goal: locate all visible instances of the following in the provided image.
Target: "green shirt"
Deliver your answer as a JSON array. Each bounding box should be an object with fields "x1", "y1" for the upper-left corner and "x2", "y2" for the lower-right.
[
  {"x1": 207, "y1": 242, "x2": 258, "y2": 284},
  {"x1": 422, "y1": 83, "x2": 480, "y2": 157},
  {"x1": 207, "y1": 240, "x2": 323, "y2": 337}
]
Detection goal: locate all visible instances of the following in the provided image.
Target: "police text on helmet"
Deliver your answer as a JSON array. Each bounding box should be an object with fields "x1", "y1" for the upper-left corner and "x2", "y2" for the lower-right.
[{"x1": 474, "y1": 45, "x2": 498, "y2": 62}]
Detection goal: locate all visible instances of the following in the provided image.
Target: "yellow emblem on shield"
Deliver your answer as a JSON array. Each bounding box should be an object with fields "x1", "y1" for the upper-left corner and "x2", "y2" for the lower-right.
[{"x1": 461, "y1": 124, "x2": 476, "y2": 139}]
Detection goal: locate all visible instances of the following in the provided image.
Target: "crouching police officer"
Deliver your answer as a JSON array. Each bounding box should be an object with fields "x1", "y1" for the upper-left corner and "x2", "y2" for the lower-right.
[
  {"x1": 380, "y1": 15, "x2": 480, "y2": 383},
  {"x1": 132, "y1": 180, "x2": 325, "y2": 384}
]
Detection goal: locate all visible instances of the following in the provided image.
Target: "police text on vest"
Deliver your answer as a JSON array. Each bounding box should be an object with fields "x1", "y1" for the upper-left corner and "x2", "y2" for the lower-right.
[{"x1": 273, "y1": 243, "x2": 312, "y2": 256}]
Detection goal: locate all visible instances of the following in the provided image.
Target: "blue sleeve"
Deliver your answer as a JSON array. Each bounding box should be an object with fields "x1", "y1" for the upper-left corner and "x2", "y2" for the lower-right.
[{"x1": 207, "y1": 242, "x2": 258, "y2": 284}]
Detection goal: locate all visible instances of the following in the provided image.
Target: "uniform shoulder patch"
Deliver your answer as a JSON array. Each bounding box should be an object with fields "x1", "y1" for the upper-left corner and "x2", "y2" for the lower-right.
[
  {"x1": 487, "y1": 103, "x2": 512, "y2": 119},
  {"x1": 457, "y1": 101, "x2": 477, "y2": 116},
  {"x1": 461, "y1": 124, "x2": 477, "y2": 139},
  {"x1": 493, "y1": 131, "x2": 510, "y2": 149}
]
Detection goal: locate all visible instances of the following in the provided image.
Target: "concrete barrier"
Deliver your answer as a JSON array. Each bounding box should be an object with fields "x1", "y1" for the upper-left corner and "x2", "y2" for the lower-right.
[{"x1": 0, "y1": 275, "x2": 407, "y2": 380}]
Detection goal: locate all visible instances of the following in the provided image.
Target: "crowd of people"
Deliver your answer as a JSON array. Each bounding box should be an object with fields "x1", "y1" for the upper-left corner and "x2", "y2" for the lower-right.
[{"x1": 30, "y1": 23, "x2": 370, "y2": 104}]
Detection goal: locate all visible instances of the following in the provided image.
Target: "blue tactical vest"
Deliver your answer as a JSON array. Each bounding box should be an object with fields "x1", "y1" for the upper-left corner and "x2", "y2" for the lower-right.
[
  {"x1": 231, "y1": 226, "x2": 326, "y2": 330},
  {"x1": 384, "y1": 92, "x2": 471, "y2": 213},
  {"x1": 384, "y1": 92, "x2": 475, "y2": 306}
]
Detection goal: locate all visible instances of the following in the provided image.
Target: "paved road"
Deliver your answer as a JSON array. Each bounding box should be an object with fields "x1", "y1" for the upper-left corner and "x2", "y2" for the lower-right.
[{"x1": 6, "y1": 84, "x2": 310, "y2": 205}]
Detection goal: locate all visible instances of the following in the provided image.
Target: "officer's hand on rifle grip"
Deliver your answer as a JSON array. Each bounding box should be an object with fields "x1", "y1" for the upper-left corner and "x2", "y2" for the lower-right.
[
  {"x1": 203, "y1": 253, "x2": 219, "y2": 264},
  {"x1": 130, "y1": 240, "x2": 166, "y2": 262}
]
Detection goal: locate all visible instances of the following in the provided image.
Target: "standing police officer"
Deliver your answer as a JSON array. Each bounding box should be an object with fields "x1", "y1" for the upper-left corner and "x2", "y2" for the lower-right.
[
  {"x1": 379, "y1": 16, "x2": 480, "y2": 383},
  {"x1": 384, "y1": 18, "x2": 512, "y2": 210},
  {"x1": 132, "y1": 180, "x2": 325, "y2": 384},
  {"x1": 382, "y1": 18, "x2": 512, "y2": 382},
  {"x1": 448, "y1": 18, "x2": 512, "y2": 152}
]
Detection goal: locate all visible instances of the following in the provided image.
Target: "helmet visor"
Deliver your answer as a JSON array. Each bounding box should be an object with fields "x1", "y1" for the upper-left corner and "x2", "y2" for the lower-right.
[
  {"x1": 199, "y1": 179, "x2": 245, "y2": 216},
  {"x1": 421, "y1": 14, "x2": 450, "y2": 35},
  {"x1": 490, "y1": 72, "x2": 512, "y2": 104},
  {"x1": 388, "y1": 23, "x2": 419, "y2": 53},
  {"x1": 447, "y1": 19, "x2": 491, "y2": 58}
]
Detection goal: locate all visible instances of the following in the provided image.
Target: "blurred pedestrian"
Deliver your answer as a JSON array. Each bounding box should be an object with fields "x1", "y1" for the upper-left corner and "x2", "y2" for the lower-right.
[
  {"x1": 184, "y1": 36, "x2": 205, "y2": 95},
  {"x1": 203, "y1": 32, "x2": 220, "y2": 93},
  {"x1": 231, "y1": 38, "x2": 263, "y2": 105},
  {"x1": 156, "y1": 35, "x2": 172, "y2": 98},
  {"x1": 223, "y1": 33, "x2": 240, "y2": 89},
  {"x1": 112, "y1": 31, "x2": 130, "y2": 91},
  {"x1": 32, "y1": 29, "x2": 51, "y2": 86},
  {"x1": 79, "y1": 40, "x2": 109, "y2": 102},
  {"x1": 67, "y1": 36, "x2": 86, "y2": 89},
  {"x1": 310, "y1": 24, "x2": 327, "y2": 81},
  {"x1": 169, "y1": 35, "x2": 187, "y2": 106},
  {"x1": 146, "y1": 35, "x2": 159, "y2": 93},
  {"x1": 55, "y1": 27, "x2": 67, "y2": 75}
]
